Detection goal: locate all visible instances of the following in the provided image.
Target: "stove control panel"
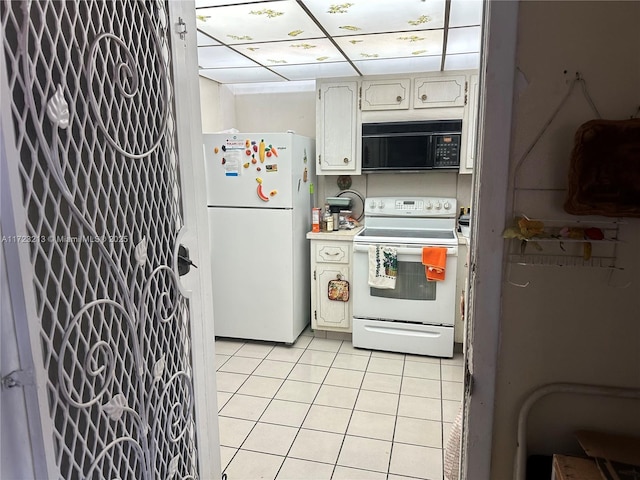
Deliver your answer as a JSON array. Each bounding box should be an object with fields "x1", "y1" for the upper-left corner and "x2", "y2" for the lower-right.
[{"x1": 365, "y1": 197, "x2": 457, "y2": 217}]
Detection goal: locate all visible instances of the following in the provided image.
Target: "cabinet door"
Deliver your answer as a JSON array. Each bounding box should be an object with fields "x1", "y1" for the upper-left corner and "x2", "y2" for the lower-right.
[
  {"x1": 463, "y1": 74, "x2": 479, "y2": 172},
  {"x1": 316, "y1": 81, "x2": 361, "y2": 174},
  {"x1": 414, "y1": 75, "x2": 467, "y2": 108},
  {"x1": 314, "y1": 264, "x2": 351, "y2": 331},
  {"x1": 361, "y1": 79, "x2": 410, "y2": 110}
]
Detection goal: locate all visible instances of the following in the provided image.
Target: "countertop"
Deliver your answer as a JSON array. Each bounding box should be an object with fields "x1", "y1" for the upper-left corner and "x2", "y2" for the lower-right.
[
  {"x1": 306, "y1": 226, "x2": 364, "y2": 241},
  {"x1": 308, "y1": 227, "x2": 469, "y2": 244},
  {"x1": 457, "y1": 232, "x2": 470, "y2": 246}
]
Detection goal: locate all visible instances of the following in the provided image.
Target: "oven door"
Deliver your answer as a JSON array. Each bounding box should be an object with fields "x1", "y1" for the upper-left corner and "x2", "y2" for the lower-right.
[{"x1": 352, "y1": 243, "x2": 458, "y2": 325}]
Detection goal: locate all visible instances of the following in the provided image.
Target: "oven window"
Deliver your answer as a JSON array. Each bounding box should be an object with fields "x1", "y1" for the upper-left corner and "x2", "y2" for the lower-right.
[{"x1": 371, "y1": 261, "x2": 436, "y2": 300}]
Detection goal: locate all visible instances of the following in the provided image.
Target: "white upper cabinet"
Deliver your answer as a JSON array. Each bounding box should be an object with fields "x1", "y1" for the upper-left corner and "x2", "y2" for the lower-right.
[
  {"x1": 316, "y1": 80, "x2": 361, "y2": 175},
  {"x1": 316, "y1": 71, "x2": 477, "y2": 175},
  {"x1": 361, "y1": 78, "x2": 411, "y2": 111},
  {"x1": 413, "y1": 74, "x2": 467, "y2": 108}
]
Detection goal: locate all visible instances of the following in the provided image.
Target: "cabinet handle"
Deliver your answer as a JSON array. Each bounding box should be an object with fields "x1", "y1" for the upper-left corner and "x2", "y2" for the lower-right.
[
  {"x1": 343, "y1": 157, "x2": 349, "y2": 163},
  {"x1": 326, "y1": 251, "x2": 340, "y2": 256},
  {"x1": 396, "y1": 95, "x2": 402, "y2": 102},
  {"x1": 421, "y1": 94, "x2": 427, "y2": 101}
]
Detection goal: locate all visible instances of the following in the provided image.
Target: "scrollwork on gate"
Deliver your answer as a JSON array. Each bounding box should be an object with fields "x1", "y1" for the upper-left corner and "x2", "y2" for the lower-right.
[{"x1": 5, "y1": 0, "x2": 198, "y2": 478}]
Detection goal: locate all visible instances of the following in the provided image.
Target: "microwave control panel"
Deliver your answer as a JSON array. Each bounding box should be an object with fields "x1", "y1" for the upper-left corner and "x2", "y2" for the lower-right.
[{"x1": 432, "y1": 134, "x2": 461, "y2": 168}]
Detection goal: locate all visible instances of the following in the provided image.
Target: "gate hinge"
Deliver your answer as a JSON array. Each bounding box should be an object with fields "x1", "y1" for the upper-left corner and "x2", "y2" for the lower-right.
[
  {"x1": 176, "y1": 17, "x2": 188, "y2": 39},
  {"x1": 2, "y1": 369, "x2": 35, "y2": 389}
]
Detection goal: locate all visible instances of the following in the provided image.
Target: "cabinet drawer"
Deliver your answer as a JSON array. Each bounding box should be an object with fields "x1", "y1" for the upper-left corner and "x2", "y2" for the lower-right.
[{"x1": 315, "y1": 244, "x2": 349, "y2": 263}]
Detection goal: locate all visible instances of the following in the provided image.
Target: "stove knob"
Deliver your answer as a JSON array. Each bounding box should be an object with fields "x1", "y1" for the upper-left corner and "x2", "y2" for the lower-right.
[
  {"x1": 378, "y1": 201, "x2": 385, "y2": 209},
  {"x1": 435, "y1": 202, "x2": 442, "y2": 210},
  {"x1": 369, "y1": 201, "x2": 377, "y2": 209},
  {"x1": 425, "y1": 202, "x2": 433, "y2": 210},
  {"x1": 444, "y1": 201, "x2": 451, "y2": 210}
]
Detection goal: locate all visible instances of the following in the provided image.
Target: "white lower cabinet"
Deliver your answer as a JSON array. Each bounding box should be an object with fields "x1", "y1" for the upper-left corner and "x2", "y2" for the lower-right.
[{"x1": 310, "y1": 239, "x2": 353, "y2": 332}]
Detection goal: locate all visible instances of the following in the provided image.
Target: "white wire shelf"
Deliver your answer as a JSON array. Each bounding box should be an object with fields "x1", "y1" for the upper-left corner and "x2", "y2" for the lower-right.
[{"x1": 508, "y1": 253, "x2": 620, "y2": 269}]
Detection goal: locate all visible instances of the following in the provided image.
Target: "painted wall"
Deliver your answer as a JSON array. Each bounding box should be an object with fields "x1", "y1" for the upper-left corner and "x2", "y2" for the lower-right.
[
  {"x1": 490, "y1": 1, "x2": 640, "y2": 477},
  {"x1": 234, "y1": 91, "x2": 316, "y2": 138},
  {"x1": 199, "y1": 77, "x2": 235, "y2": 133}
]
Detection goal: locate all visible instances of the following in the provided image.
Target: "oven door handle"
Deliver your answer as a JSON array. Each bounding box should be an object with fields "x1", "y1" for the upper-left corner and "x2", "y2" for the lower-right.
[{"x1": 353, "y1": 244, "x2": 458, "y2": 256}]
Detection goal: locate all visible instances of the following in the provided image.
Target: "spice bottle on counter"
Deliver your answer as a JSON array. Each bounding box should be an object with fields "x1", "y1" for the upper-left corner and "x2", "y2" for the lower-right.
[
  {"x1": 312, "y1": 208, "x2": 321, "y2": 232},
  {"x1": 322, "y1": 204, "x2": 331, "y2": 232}
]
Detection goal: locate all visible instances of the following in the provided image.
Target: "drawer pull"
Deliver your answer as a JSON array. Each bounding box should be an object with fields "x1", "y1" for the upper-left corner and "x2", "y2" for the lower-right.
[
  {"x1": 343, "y1": 157, "x2": 349, "y2": 163},
  {"x1": 396, "y1": 95, "x2": 402, "y2": 102},
  {"x1": 421, "y1": 94, "x2": 427, "y2": 101}
]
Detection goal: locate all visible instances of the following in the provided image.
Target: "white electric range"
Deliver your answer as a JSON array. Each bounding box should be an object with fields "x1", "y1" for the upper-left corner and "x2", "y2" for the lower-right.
[{"x1": 352, "y1": 196, "x2": 458, "y2": 357}]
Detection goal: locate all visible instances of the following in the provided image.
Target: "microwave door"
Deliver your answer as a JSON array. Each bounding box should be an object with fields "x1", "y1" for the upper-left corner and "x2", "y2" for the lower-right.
[{"x1": 362, "y1": 134, "x2": 432, "y2": 171}]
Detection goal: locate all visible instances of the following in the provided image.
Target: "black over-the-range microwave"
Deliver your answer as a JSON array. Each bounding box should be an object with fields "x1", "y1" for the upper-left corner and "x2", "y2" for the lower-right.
[{"x1": 361, "y1": 119, "x2": 462, "y2": 172}]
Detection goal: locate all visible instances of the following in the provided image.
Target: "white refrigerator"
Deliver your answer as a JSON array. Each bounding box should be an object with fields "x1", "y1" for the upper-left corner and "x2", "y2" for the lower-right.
[{"x1": 203, "y1": 132, "x2": 316, "y2": 343}]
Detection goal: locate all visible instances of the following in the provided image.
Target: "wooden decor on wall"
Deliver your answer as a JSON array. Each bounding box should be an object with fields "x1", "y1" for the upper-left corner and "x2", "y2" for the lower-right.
[{"x1": 564, "y1": 118, "x2": 640, "y2": 217}]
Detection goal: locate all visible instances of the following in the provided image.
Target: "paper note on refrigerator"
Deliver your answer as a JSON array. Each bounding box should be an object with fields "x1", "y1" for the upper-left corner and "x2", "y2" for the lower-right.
[{"x1": 224, "y1": 150, "x2": 241, "y2": 177}]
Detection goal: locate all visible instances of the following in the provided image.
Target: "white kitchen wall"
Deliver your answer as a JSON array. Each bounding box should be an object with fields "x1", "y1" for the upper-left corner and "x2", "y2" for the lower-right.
[
  {"x1": 490, "y1": 1, "x2": 640, "y2": 477},
  {"x1": 234, "y1": 91, "x2": 316, "y2": 138},
  {"x1": 199, "y1": 77, "x2": 235, "y2": 133}
]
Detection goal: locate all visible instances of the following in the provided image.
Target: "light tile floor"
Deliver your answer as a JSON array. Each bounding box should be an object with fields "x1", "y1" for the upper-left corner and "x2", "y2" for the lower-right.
[{"x1": 215, "y1": 328, "x2": 464, "y2": 480}]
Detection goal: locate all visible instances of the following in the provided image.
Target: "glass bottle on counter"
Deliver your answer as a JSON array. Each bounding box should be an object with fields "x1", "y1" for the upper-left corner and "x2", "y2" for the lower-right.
[{"x1": 322, "y1": 204, "x2": 332, "y2": 232}]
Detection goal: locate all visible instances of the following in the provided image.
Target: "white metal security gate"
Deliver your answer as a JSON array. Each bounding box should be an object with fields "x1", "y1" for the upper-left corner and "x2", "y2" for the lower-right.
[{"x1": 0, "y1": 1, "x2": 219, "y2": 479}]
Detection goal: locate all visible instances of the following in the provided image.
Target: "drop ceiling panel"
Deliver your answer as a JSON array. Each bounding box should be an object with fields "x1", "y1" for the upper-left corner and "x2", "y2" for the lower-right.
[
  {"x1": 199, "y1": 67, "x2": 285, "y2": 84},
  {"x1": 197, "y1": 31, "x2": 220, "y2": 46},
  {"x1": 449, "y1": 0, "x2": 483, "y2": 27},
  {"x1": 198, "y1": 46, "x2": 258, "y2": 69},
  {"x1": 443, "y1": 52, "x2": 480, "y2": 70},
  {"x1": 445, "y1": 26, "x2": 482, "y2": 54},
  {"x1": 195, "y1": 0, "x2": 483, "y2": 84},
  {"x1": 335, "y1": 30, "x2": 444, "y2": 61},
  {"x1": 270, "y1": 61, "x2": 358, "y2": 80},
  {"x1": 238, "y1": 38, "x2": 347, "y2": 66},
  {"x1": 300, "y1": 0, "x2": 446, "y2": 35},
  {"x1": 196, "y1": 1, "x2": 324, "y2": 44},
  {"x1": 196, "y1": 0, "x2": 275, "y2": 7},
  {"x1": 353, "y1": 56, "x2": 442, "y2": 76}
]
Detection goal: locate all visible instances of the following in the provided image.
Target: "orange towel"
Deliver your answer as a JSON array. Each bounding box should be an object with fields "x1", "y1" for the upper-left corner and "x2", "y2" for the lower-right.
[{"x1": 422, "y1": 246, "x2": 447, "y2": 281}]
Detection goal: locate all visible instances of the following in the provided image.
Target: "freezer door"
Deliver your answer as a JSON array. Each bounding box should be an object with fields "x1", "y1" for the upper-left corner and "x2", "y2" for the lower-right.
[
  {"x1": 208, "y1": 207, "x2": 310, "y2": 343},
  {"x1": 204, "y1": 133, "x2": 293, "y2": 208}
]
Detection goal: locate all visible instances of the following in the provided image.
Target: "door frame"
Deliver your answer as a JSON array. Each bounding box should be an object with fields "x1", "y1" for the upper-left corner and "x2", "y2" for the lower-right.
[
  {"x1": 167, "y1": 1, "x2": 221, "y2": 477},
  {"x1": 461, "y1": 1, "x2": 520, "y2": 479}
]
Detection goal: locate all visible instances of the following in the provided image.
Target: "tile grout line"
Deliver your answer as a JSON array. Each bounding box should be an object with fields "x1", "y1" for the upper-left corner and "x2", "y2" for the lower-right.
[
  {"x1": 269, "y1": 334, "x2": 342, "y2": 480},
  {"x1": 217, "y1": 335, "x2": 457, "y2": 479},
  {"x1": 328, "y1": 345, "x2": 372, "y2": 479}
]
